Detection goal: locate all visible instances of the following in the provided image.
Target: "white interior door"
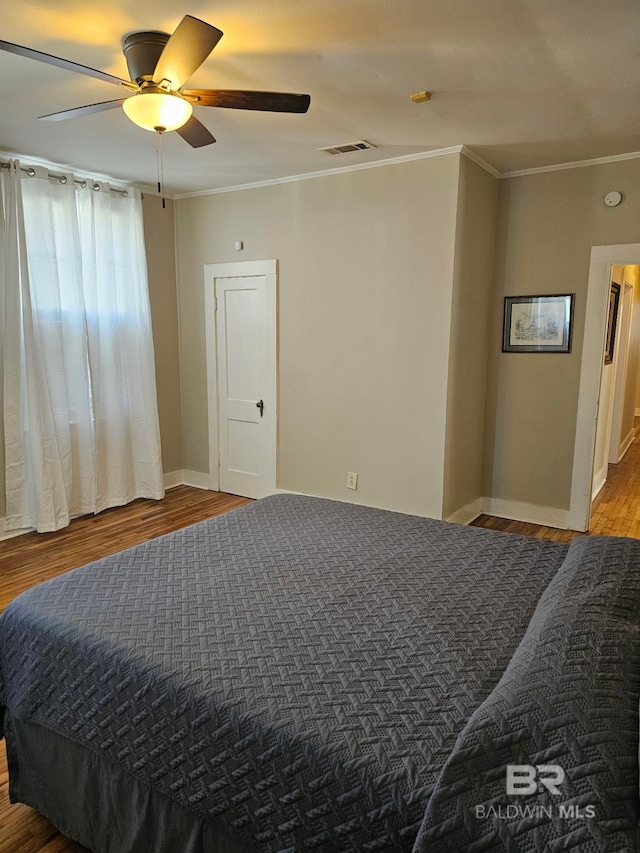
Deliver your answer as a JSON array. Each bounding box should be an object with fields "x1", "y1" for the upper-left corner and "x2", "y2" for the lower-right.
[
  {"x1": 591, "y1": 276, "x2": 634, "y2": 500},
  {"x1": 608, "y1": 281, "x2": 634, "y2": 462},
  {"x1": 205, "y1": 260, "x2": 277, "y2": 499}
]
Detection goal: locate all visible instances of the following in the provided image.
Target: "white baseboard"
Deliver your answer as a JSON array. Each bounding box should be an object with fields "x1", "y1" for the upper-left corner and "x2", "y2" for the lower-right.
[
  {"x1": 182, "y1": 470, "x2": 212, "y2": 489},
  {"x1": 163, "y1": 470, "x2": 185, "y2": 489},
  {"x1": 481, "y1": 497, "x2": 571, "y2": 530},
  {"x1": 591, "y1": 466, "x2": 607, "y2": 501},
  {"x1": 445, "y1": 498, "x2": 483, "y2": 525},
  {"x1": 281, "y1": 489, "x2": 570, "y2": 530},
  {"x1": 617, "y1": 428, "x2": 635, "y2": 462},
  {"x1": 446, "y1": 496, "x2": 571, "y2": 529},
  {"x1": 164, "y1": 470, "x2": 212, "y2": 490}
]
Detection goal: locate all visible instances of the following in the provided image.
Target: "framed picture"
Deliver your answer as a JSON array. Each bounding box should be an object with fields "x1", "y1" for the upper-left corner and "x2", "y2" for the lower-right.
[
  {"x1": 502, "y1": 294, "x2": 574, "y2": 353},
  {"x1": 604, "y1": 282, "x2": 621, "y2": 364}
]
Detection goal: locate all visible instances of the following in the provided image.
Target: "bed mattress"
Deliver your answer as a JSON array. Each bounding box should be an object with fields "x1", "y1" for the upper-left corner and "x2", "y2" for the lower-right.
[{"x1": 0, "y1": 494, "x2": 638, "y2": 851}]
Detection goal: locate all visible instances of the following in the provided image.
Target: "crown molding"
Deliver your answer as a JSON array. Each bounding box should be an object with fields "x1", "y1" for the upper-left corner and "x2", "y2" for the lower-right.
[
  {"x1": 459, "y1": 146, "x2": 501, "y2": 178},
  {"x1": 0, "y1": 142, "x2": 499, "y2": 200},
  {"x1": 173, "y1": 146, "x2": 467, "y2": 198},
  {"x1": 8, "y1": 142, "x2": 638, "y2": 202},
  {"x1": 501, "y1": 149, "x2": 640, "y2": 179},
  {"x1": 175, "y1": 143, "x2": 640, "y2": 198}
]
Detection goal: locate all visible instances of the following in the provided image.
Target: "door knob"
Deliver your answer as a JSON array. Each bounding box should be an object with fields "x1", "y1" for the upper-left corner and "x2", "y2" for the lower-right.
[{"x1": 256, "y1": 399, "x2": 264, "y2": 417}]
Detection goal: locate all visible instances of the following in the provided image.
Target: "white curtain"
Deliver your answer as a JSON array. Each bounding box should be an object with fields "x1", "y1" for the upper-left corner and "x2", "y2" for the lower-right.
[{"x1": 1, "y1": 161, "x2": 164, "y2": 532}]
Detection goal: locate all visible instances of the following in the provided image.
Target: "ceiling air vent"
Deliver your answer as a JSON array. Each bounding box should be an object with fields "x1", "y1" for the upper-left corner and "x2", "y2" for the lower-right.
[{"x1": 318, "y1": 140, "x2": 377, "y2": 156}]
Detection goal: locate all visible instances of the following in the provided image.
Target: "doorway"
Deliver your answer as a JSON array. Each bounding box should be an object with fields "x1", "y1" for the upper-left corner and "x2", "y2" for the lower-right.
[
  {"x1": 570, "y1": 244, "x2": 640, "y2": 531},
  {"x1": 591, "y1": 268, "x2": 638, "y2": 500},
  {"x1": 204, "y1": 260, "x2": 277, "y2": 499}
]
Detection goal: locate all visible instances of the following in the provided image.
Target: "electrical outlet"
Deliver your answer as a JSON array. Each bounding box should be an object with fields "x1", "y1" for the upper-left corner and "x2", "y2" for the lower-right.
[{"x1": 346, "y1": 472, "x2": 358, "y2": 490}]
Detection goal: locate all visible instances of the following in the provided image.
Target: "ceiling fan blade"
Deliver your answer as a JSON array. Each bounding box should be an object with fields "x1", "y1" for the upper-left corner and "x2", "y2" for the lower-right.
[
  {"x1": 0, "y1": 39, "x2": 132, "y2": 87},
  {"x1": 153, "y1": 16, "x2": 223, "y2": 89},
  {"x1": 182, "y1": 89, "x2": 311, "y2": 113},
  {"x1": 176, "y1": 116, "x2": 216, "y2": 148},
  {"x1": 39, "y1": 99, "x2": 127, "y2": 121}
]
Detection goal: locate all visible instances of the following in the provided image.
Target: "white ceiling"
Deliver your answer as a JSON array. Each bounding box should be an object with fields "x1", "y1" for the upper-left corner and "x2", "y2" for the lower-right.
[{"x1": 1, "y1": 0, "x2": 639, "y2": 195}]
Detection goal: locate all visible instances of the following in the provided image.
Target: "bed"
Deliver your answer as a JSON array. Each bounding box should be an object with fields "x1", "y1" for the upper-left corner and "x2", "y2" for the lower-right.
[{"x1": 0, "y1": 493, "x2": 638, "y2": 852}]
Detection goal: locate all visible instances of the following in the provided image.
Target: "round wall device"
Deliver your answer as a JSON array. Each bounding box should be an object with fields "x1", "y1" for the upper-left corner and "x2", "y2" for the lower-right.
[{"x1": 604, "y1": 191, "x2": 623, "y2": 207}]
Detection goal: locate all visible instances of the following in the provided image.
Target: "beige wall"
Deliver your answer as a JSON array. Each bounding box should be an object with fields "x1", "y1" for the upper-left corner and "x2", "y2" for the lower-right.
[
  {"x1": 443, "y1": 157, "x2": 498, "y2": 518},
  {"x1": 142, "y1": 194, "x2": 183, "y2": 475},
  {"x1": 6, "y1": 152, "x2": 638, "y2": 528},
  {"x1": 174, "y1": 154, "x2": 464, "y2": 518},
  {"x1": 483, "y1": 158, "x2": 640, "y2": 511},
  {"x1": 0, "y1": 313, "x2": 4, "y2": 519}
]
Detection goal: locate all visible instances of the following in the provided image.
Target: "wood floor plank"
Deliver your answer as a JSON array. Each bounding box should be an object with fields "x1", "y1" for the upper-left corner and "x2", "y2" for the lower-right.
[{"x1": 472, "y1": 422, "x2": 640, "y2": 542}]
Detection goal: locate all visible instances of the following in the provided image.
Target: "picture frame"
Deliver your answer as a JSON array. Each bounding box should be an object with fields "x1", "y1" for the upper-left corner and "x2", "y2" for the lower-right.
[
  {"x1": 604, "y1": 282, "x2": 621, "y2": 364},
  {"x1": 502, "y1": 294, "x2": 574, "y2": 353}
]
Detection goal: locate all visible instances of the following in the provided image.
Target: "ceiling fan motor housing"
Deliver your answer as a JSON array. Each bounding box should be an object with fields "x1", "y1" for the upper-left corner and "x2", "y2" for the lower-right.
[{"x1": 122, "y1": 31, "x2": 170, "y2": 83}]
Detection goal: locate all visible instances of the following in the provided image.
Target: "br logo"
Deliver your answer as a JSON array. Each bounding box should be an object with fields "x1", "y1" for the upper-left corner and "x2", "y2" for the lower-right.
[{"x1": 506, "y1": 765, "x2": 565, "y2": 796}]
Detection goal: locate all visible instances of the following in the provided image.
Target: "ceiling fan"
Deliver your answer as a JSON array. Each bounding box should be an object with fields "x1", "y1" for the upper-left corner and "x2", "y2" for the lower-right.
[{"x1": 0, "y1": 15, "x2": 311, "y2": 148}]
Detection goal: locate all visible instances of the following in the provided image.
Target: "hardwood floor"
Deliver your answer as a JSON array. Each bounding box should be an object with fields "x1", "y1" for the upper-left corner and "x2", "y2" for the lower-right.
[
  {"x1": 0, "y1": 487, "x2": 251, "y2": 615},
  {"x1": 472, "y1": 420, "x2": 640, "y2": 543},
  {"x1": 0, "y1": 487, "x2": 251, "y2": 853},
  {"x1": 1, "y1": 445, "x2": 640, "y2": 851}
]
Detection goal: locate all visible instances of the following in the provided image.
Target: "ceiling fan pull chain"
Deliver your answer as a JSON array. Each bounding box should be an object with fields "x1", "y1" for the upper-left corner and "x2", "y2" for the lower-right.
[{"x1": 155, "y1": 128, "x2": 166, "y2": 209}]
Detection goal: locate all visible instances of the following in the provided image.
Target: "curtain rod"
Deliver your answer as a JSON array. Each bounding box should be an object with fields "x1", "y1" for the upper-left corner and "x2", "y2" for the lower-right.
[{"x1": 0, "y1": 160, "x2": 128, "y2": 197}]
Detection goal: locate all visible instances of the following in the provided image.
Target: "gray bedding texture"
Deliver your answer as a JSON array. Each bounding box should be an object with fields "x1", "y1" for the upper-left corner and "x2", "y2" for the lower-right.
[{"x1": 0, "y1": 494, "x2": 638, "y2": 852}]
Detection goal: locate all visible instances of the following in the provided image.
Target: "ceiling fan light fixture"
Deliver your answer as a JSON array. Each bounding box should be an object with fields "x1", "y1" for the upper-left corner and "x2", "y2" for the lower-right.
[
  {"x1": 122, "y1": 91, "x2": 192, "y2": 132},
  {"x1": 0, "y1": 16, "x2": 310, "y2": 150}
]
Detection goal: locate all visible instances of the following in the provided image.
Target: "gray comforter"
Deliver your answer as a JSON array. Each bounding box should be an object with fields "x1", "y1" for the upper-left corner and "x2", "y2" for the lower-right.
[{"x1": 0, "y1": 494, "x2": 638, "y2": 852}]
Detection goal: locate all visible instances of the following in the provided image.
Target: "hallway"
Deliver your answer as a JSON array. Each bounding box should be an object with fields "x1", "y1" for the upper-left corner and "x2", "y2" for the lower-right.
[
  {"x1": 589, "y1": 417, "x2": 640, "y2": 537},
  {"x1": 473, "y1": 420, "x2": 640, "y2": 543}
]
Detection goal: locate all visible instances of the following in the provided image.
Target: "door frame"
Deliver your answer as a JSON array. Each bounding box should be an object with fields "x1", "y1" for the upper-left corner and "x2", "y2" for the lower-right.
[
  {"x1": 204, "y1": 259, "x2": 278, "y2": 493},
  {"x1": 569, "y1": 243, "x2": 640, "y2": 530},
  {"x1": 609, "y1": 279, "x2": 634, "y2": 464}
]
